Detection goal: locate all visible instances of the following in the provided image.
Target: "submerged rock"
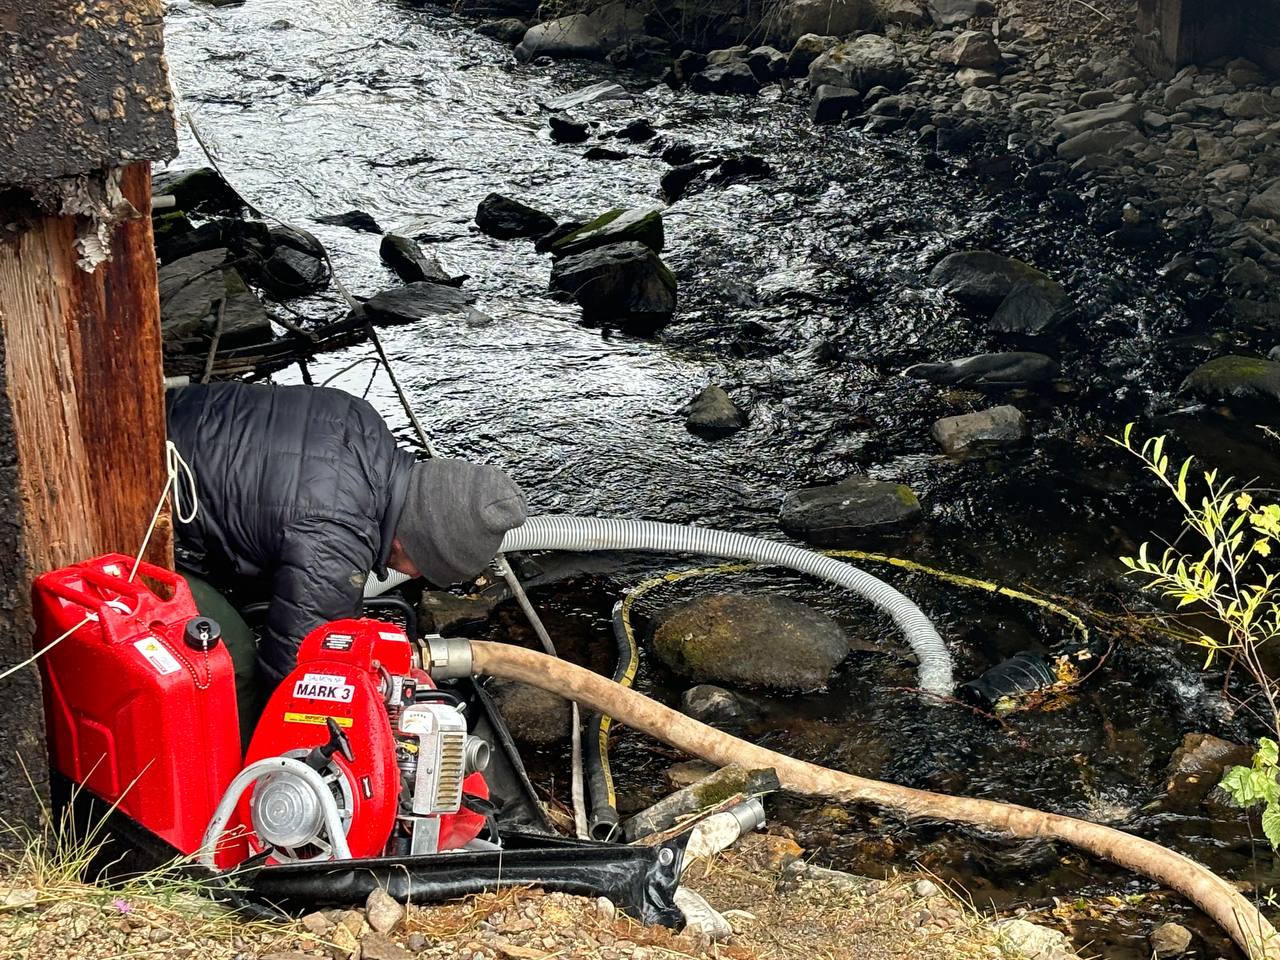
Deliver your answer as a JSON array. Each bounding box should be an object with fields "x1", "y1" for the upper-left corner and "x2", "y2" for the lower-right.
[
  {"x1": 1149, "y1": 922, "x2": 1194, "y2": 957},
  {"x1": 1162, "y1": 732, "x2": 1252, "y2": 812},
  {"x1": 661, "y1": 160, "x2": 718, "y2": 202},
  {"x1": 514, "y1": 3, "x2": 644, "y2": 62},
  {"x1": 551, "y1": 208, "x2": 664, "y2": 257},
  {"x1": 362, "y1": 282, "x2": 478, "y2": 324},
  {"x1": 379, "y1": 233, "x2": 465, "y2": 286},
  {"x1": 779, "y1": 475, "x2": 922, "y2": 543},
  {"x1": 548, "y1": 115, "x2": 591, "y2": 143},
  {"x1": 1181, "y1": 355, "x2": 1280, "y2": 408},
  {"x1": 652, "y1": 592, "x2": 849, "y2": 691},
  {"x1": 543, "y1": 81, "x2": 632, "y2": 111},
  {"x1": 314, "y1": 209, "x2": 383, "y2": 233},
  {"x1": 489, "y1": 679, "x2": 571, "y2": 744},
  {"x1": 680, "y1": 684, "x2": 757, "y2": 724},
  {"x1": 685, "y1": 384, "x2": 747, "y2": 436},
  {"x1": 476, "y1": 193, "x2": 557, "y2": 240},
  {"x1": 809, "y1": 34, "x2": 909, "y2": 92},
  {"x1": 903, "y1": 352, "x2": 1058, "y2": 387},
  {"x1": 989, "y1": 280, "x2": 1073, "y2": 334},
  {"x1": 930, "y1": 250, "x2": 1062, "y2": 308},
  {"x1": 931, "y1": 405, "x2": 1029, "y2": 457},
  {"x1": 549, "y1": 241, "x2": 676, "y2": 330}
]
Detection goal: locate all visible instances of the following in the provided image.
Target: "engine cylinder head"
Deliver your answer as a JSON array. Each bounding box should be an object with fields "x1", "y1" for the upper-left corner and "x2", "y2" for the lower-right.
[{"x1": 250, "y1": 770, "x2": 323, "y2": 849}]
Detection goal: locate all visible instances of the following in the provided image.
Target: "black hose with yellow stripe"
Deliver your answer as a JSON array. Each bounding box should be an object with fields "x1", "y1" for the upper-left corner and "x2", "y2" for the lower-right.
[{"x1": 583, "y1": 600, "x2": 640, "y2": 840}]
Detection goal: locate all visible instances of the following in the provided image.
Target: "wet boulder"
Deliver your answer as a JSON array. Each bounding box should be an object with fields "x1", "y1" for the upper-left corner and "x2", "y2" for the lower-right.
[
  {"x1": 809, "y1": 84, "x2": 862, "y2": 124},
  {"x1": 878, "y1": 0, "x2": 928, "y2": 25},
  {"x1": 314, "y1": 209, "x2": 383, "y2": 233},
  {"x1": 379, "y1": 233, "x2": 465, "y2": 286},
  {"x1": 257, "y1": 244, "x2": 329, "y2": 299},
  {"x1": 549, "y1": 241, "x2": 677, "y2": 331},
  {"x1": 1050, "y1": 101, "x2": 1142, "y2": 138},
  {"x1": 362, "y1": 281, "x2": 478, "y2": 325},
  {"x1": 661, "y1": 160, "x2": 718, "y2": 202},
  {"x1": 685, "y1": 385, "x2": 747, "y2": 437},
  {"x1": 787, "y1": 33, "x2": 839, "y2": 76},
  {"x1": 808, "y1": 34, "x2": 909, "y2": 93},
  {"x1": 680, "y1": 684, "x2": 758, "y2": 724},
  {"x1": 1150, "y1": 923, "x2": 1193, "y2": 958},
  {"x1": 1161, "y1": 733, "x2": 1253, "y2": 812},
  {"x1": 777, "y1": 0, "x2": 873, "y2": 45},
  {"x1": 926, "y1": 0, "x2": 995, "y2": 26},
  {"x1": 514, "y1": 2, "x2": 644, "y2": 62},
  {"x1": 1245, "y1": 181, "x2": 1280, "y2": 220},
  {"x1": 155, "y1": 217, "x2": 271, "y2": 266},
  {"x1": 153, "y1": 166, "x2": 246, "y2": 216},
  {"x1": 903, "y1": 352, "x2": 1058, "y2": 388},
  {"x1": 689, "y1": 61, "x2": 762, "y2": 95},
  {"x1": 779, "y1": 475, "x2": 922, "y2": 543},
  {"x1": 931, "y1": 405, "x2": 1029, "y2": 457},
  {"x1": 476, "y1": 193, "x2": 557, "y2": 240},
  {"x1": 930, "y1": 251, "x2": 1072, "y2": 331},
  {"x1": 544, "y1": 81, "x2": 633, "y2": 110},
  {"x1": 652, "y1": 593, "x2": 849, "y2": 691},
  {"x1": 746, "y1": 46, "x2": 788, "y2": 81},
  {"x1": 1056, "y1": 121, "x2": 1146, "y2": 161},
  {"x1": 488, "y1": 679, "x2": 572, "y2": 744},
  {"x1": 159, "y1": 248, "x2": 272, "y2": 349},
  {"x1": 476, "y1": 18, "x2": 528, "y2": 44},
  {"x1": 548, "y1": 115, "x2": 591, "y2": 143},
  {"x1": 550, "y1": 208, "x2": 664, "y2": 257},
  {"x1": 1180, "y1": 355, "x2": 1280, "y2": 408}
]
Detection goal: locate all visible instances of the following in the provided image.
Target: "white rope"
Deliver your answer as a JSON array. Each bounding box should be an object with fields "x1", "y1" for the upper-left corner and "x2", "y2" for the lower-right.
[{"x1": 1, "y1": 443, "x2": 200, "y2": 683}]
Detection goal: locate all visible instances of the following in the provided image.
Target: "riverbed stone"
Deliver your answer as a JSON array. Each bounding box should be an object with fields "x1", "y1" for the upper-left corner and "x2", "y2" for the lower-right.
[
  {"x1": 364, "y1": 889, "x2": 404, "y2": 935},
  {"x1": 551, "y1": 208, "x2": 664, "y2": 257},
  {"x1": 809, "y1": 84, "x2": 862, "y2": 124},
  {"x1": 544, "y1": 81, "x2": 632, "y2": 110},
  {"x1": 1057, "y1": 121, "x2": 1146, "y2": 161},
  {"x1": 955, "y1": 67, "x2": 998, "y2": 89},
  {"x1": 777, "y1": 0, "x2": 873, "y2": 44},
  {"x1": 989, "y1": 279, "x2": 1074, "y2": 333},
  {"x1": 257, "y1": 244, "x2": 328, "y2": 299},
  {"x1": 931, "y1": 405, "x2": 1029, "y2": 456},
  {"x1": 1180, "y1": 355, "x2": 1280, "y2": 407},
  {"x1": 549, "y1": 241, "x2": 677, "y2": 329},
  {"x1": 548, "y1": 114, "x2": 590, "y2": 143},
  {"x1": 945, "y1": 30, "x2": 999, "y2": 69},
  {"x1": 153, "y1": 166, "x2": 245, "y2": 215},
  {"x1": 652, "y1": 593, "x2": 849, "y2": 691},
  {"x1": 681, "y1": 684, "x2": 757, "y2": 723},
  {"x1": 476, "y1": 17, "x2": 528, "y2": 44},
  {"x1": 489, "y1": 679, "x2": 572, "y2": 743},
  {"x1": 787, "y1": 33, "x2": 839, "y2": 75},
  {"x1": 379, "y1": 234, "x2": 464, "y2": 286},
  {"x1": 1050, "y1": 101, "x2": 1142, "y2": 138},
  {"x1": 476, "y1": 193, "x2": 557, "y2": 239},
  {"x1": 1162, "y1": 732, "x2": 1253, "y2": 811},
  {"x1": 927, "y1": 0, "x2": 994, "y2": 25},
  {"x1": 514, "y1": 2, "x2": 644, "y2": 61},
  {"x1": 1223, "y1": 91, "x2": 1278, "y2": 120},
  {"x1": 779, "y1": 475, "x2": 922, "y2": 542},
  {"x1": 315, "y1": 209, "x2": 383, "y2": 233},
  {"x1": 879, "y1": 0, "x2": 928, "y2": 25},
  {"x1": 158, "y1": 248, "x2": 272, "y2": 348},
  {"x1": 903, "y1": 352, "x2": 1058, "y2": 387},
  {"x1": 929, "y1": 250, "x2": 1064, "y2": 309},
  {"x1": 1149, "y1": 922, "x2": 1194, "y2": 957},
  {"x1": 685, "y1": 384, "x2": 747, "y2": 436},
  {"x1": 1245, "y1": 180, "x2": 1280, "y2": 220},
  {"x1": 808, "y1": 34, "x2": 909, "y2": 92},
  {"x1": 995, "y1": 919, "x2": 1074, "y2": 960},
  {"x1": 690, "y1": 61, "x2": 762, "y2": 95},
  {"x1": 362, "y1": 281, "x2": 477, "y2": 324}
]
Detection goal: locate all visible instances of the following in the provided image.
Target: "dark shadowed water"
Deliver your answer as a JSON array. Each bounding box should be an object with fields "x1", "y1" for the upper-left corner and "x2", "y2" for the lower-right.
[{"x1": 165, "y1": 0, "x2": 1280, "y2": 953}]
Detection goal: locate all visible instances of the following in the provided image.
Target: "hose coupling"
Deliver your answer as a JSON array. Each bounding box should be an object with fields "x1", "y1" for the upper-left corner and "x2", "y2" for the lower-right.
[{"x1": 422, "y1": 635, "x2": 473, "y2": 679}]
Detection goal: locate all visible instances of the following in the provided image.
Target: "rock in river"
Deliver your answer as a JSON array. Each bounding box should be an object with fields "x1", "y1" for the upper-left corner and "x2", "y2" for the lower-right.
[
  {"x1": 314, "y1": 209, "x2": 383, "y2": 233},
  {"x1": 362, "y1": 281, "x2": 478, "y2": 325},
  {"x1": 809, "y1": 84, "x2": 862, "y2": 124},
  {"x1": 808, "y1": 34, "x2": 909, "y2": 92},
  {"x1": 779, "y1": 475, "x2": 922, "y2": 543},
  {"x1": 549, "y1": 241, "x2": 677, "y2": 330},
  {"x1": 930, "y1": 250, "x2": 1062, "y2": 308},
  {"x1": 489, "y1": 679, "x2": 571, "y2": 744},
  {"x1": 685, "y1": 384, "x2": 747, "y2": 436},
  {"x1": 652, "y1": 593, "x2": 849, "y2": 691},
  {"x1": 514, "y1": 2, "x2": 644, "y2": 62},
  {"x1": 681, "y1": 684, "x2": 757, "y2": 724},
  {"x1": 903, "y1": 352, "x2": 1058, "y2": 387},
  {"x1": 550, "y1": 208, "x2": 664, "y2": 257},
  {"x1": 989, "y1": 280, "x2": 1074, "y2": 334},
  {"x1": 159, "y1": 248, "x2": 271, "y2": 349},
  {"x1": 380, "y1": 233, "x2": 465, "y2": 286},
  {"x1": 1180, "y1": 355, "x2": 1280, "y2": 408},
  {"x1": 931, "y1": 405, "x2": 1029, "y2": 457},
  {"x1": 476, "y1": 193, "x2": 557, "y2": 240},
  {"x1": 689, "y1": 61, "x2": 763, "y2": 95}
]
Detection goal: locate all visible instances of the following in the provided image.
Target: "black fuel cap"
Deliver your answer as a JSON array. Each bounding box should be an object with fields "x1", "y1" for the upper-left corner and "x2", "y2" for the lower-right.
[{"x1": 184, "y1": 616, "x2": 222, "y2": 652}]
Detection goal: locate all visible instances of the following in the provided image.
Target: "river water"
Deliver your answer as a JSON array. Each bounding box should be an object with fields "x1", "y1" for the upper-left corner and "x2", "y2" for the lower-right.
[{"x1": 165, "y1": 0, "x2": 1279, "y2": 954}]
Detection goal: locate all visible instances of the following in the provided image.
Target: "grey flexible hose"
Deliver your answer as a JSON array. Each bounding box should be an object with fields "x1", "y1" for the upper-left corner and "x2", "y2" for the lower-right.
[{"x1": 368, "y1": 515, "x2": 953, "y2": 695}]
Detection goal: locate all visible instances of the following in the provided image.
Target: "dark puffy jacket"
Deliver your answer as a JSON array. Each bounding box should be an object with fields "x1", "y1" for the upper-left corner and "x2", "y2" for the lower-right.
[{"x1": 166, "y1": 382, "x2": 414, "y2": 685}]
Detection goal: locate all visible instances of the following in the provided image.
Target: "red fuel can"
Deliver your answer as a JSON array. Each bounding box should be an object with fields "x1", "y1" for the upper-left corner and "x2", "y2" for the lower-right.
[{"x1": 32, "y1": 555, "x2": 240, "y2": 856}]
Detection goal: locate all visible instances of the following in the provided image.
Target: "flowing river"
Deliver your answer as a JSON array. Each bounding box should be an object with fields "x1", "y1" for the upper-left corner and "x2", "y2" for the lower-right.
[{"x1": 164, "y1": 1, "x2": 1280, "y2": 954}]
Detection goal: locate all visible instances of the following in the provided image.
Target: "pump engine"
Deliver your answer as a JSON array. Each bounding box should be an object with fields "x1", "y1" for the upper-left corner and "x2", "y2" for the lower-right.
[{"x1": 210, "y1": 618, "x2": 492, "y2": 868}]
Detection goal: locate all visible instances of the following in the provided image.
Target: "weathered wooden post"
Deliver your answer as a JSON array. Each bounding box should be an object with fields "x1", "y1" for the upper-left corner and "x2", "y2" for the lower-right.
[
  {"x1": 0, "y1": 0, "x2": 177, "y2": 827},
  {"x1": 1136, "y1": 0, "x2": 1280, "y2": 76}
]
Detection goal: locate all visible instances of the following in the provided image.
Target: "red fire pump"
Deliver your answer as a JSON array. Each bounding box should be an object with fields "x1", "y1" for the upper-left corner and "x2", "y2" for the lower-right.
[{"x1": 32, "y1": 557, "x2": 491, "y2": 869}]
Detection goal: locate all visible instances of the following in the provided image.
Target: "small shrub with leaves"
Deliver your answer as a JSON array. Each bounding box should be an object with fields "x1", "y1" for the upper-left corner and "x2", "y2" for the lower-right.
[{"x1": 1115, "y1": 425, "x2": 1280, "y2": 843}]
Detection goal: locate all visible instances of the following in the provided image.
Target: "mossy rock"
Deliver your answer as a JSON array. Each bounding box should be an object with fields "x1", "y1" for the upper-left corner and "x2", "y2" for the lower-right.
[
  {"x1": 779, "y1": 474, "x2": 922, "y2": 545},
  {"x1": 550, "y1": 207, "x2": 664, "y2": 257},
  {"x1": 930, "y1": 250, "x2": 1066, "y2": 310},
  {"x1": 1181, "y1": 355, "x2": 1280, "y2": 408},
  {"x1": 651, "y1": 592, "x2": 848, "y2": 691}
]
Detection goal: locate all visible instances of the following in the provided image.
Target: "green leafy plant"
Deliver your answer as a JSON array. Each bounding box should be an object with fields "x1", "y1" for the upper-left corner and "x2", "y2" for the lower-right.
[{"x1": 1115, "y1": 425, "x2": 1280, "y2": 843}]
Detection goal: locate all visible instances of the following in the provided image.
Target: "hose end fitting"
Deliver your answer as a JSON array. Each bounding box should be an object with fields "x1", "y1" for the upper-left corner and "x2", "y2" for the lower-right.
[
  {"x1": 423, "y1": 635, "x2": 473, "y2": 679},
  {"x1": 729, "y1": 797, "x2": 767, "y2": 835}
]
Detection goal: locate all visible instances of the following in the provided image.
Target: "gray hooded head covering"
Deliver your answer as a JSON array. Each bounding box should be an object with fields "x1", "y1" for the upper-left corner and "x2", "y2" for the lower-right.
[{"x1": 397, "y1": 459, "x2": 527, "y2": 586}]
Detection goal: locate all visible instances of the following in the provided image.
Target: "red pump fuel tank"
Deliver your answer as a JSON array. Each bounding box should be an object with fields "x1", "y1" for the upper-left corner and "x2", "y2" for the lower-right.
[{"x1": 32, "y1": 555, "x2": 240, "y2": 856}]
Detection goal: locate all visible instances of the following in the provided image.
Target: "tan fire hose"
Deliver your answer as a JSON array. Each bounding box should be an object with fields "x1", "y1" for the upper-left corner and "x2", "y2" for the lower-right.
[{"x1": 468, "y1": 640, "x2": 1280, "y2": 960}]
